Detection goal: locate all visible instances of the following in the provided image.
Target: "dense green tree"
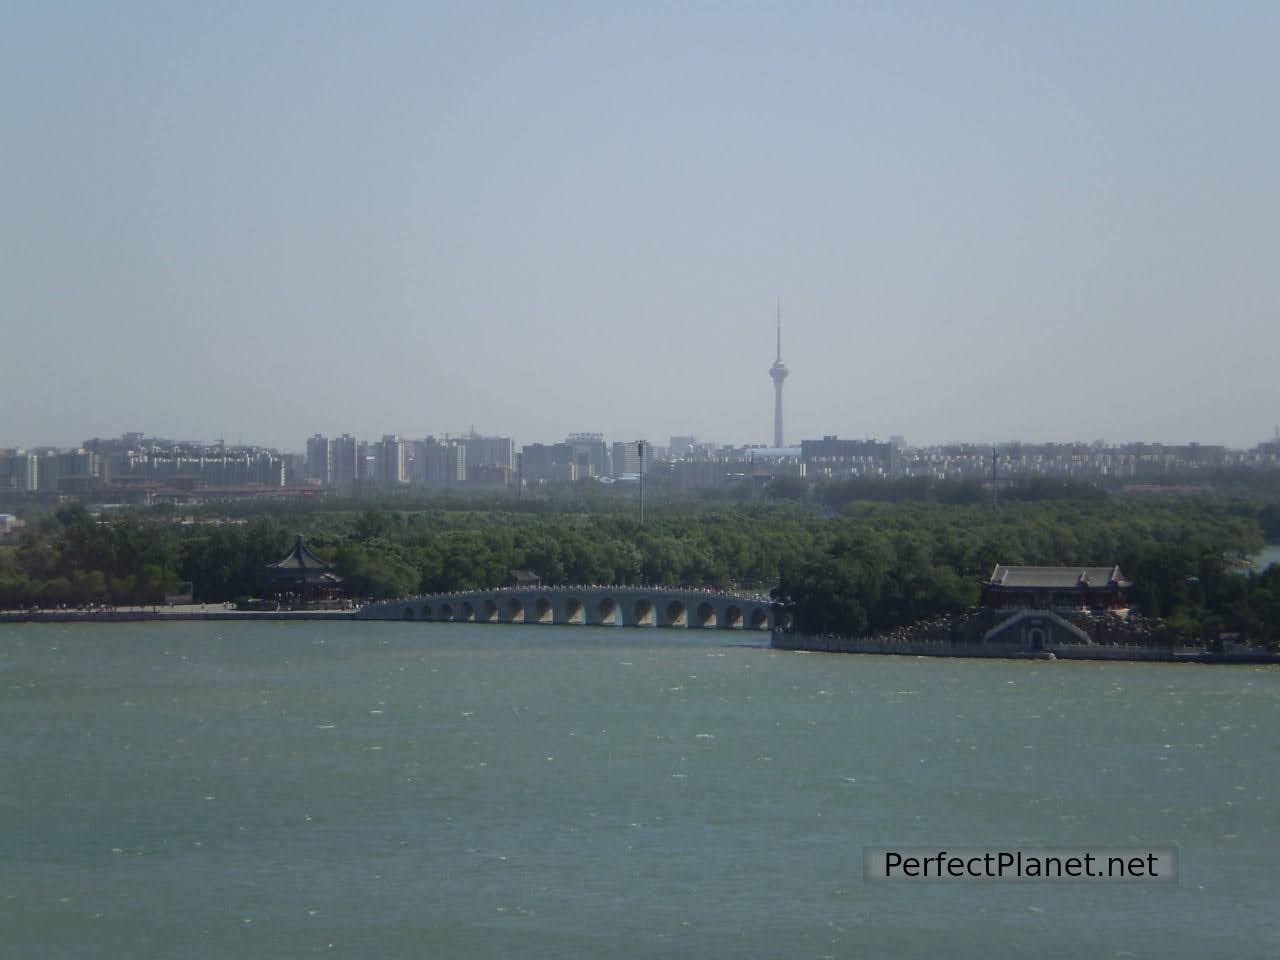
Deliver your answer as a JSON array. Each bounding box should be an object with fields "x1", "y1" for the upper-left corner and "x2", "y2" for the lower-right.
[{"x1": 1, "y1": 486, "x2": 1276, "y2": 645}]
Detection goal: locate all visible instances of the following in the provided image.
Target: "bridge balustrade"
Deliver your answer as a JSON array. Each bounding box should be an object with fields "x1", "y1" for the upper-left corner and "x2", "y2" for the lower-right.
[{"x1": 358, "y1": 587, "x2": 774, "y2": 631}]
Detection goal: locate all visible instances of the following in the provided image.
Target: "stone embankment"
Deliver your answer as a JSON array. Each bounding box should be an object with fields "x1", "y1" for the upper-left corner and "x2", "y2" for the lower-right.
[
  {"x1": 0, "y1": 604, "x2": 356, "y2": 623},
  {"x1": 772, "y1": 609, "x2": 1280, "y2": 664}
]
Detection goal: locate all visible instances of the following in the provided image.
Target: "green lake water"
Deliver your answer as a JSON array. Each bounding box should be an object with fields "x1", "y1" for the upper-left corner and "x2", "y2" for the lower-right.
[{"x1": 1, "y1": 621, "x2": 1277, "y2": 958}]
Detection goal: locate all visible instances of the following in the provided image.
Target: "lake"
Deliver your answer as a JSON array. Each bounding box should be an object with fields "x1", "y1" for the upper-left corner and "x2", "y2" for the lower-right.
[{"x1": 2, "y1": 622, "x2": 1277, "y2": 958}]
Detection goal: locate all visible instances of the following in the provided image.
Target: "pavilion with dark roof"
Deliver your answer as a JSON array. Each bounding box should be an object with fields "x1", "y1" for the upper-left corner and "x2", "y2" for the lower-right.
[
  {"x1": 264, "y1": 534, "x2": 343, "y2": 602},
  {"x1": 983, "y1": 564, "x2": 1132, "y2": 613}
]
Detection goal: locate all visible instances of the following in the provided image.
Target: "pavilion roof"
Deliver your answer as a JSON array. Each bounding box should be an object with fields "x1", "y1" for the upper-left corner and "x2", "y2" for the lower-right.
[
  {"x1": 267, "y1": 534, "x2": 332, "y2": 572},
  {"x1": 988, "y1": 565, "x2": 1131, "y2": 589}
]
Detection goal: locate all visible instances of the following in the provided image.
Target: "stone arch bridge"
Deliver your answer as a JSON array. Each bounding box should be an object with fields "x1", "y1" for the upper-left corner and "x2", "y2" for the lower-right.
[{"x1": 356, "y1": 587, "x2": 778, "y2": 631}]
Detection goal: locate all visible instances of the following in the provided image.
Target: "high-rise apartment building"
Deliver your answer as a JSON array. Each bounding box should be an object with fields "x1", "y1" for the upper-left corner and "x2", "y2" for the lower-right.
[
  {"x1": 463, "y1": 433, "x2": 514, "y2": 472},
  {"x1": 378, "y1": 435, "x2": 407, "y2": 487},
  {"x1": 611, "y1": 440, "x2": 646, "y2": 476},
  {"x1": 414, "y1": 438, "x2": 466, "y2": 486},
  {"x1": 566, "y1": 433, "x2": 609, "y2": 478},
  {"x1": 306, "y1": 434, "x2": 333, "y2": 486},
  {"x1": 332, "y1": 434, "x2": 359, "y2": 489}
]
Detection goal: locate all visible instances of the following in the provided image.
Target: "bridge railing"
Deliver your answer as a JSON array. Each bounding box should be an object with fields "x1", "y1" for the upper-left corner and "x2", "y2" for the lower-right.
[
  {"x1": 365, "y1": 584, "x2": 775, "y2": 604},
  {"x1": 359, "y1": 585, "x2": 779, "y2": 630}
]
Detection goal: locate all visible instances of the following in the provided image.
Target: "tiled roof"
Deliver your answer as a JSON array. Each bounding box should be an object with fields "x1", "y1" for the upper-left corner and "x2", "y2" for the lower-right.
[
  {"x1": 989, "y1": 565, "x2": 1130, "y2": 589},
  {"x1": 267, "y1": 535, "x2": 332, "y2": 571}
]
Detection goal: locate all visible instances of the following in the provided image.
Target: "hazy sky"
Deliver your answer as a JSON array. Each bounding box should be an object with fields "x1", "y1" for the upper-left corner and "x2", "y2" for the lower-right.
[{"x1": 3, "y1": 2, "x2": 1277, "y2": 451}]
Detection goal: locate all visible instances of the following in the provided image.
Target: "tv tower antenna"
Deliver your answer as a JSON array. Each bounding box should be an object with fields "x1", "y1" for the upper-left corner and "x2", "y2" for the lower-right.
[{"x1": 768, "y1": 298, "x2": 789, "y2": 448}]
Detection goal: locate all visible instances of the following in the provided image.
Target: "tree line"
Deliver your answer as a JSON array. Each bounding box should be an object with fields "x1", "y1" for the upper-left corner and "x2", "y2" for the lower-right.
[{"x1": 1, "y1": 490, "x2": 1277, "y2": 645}]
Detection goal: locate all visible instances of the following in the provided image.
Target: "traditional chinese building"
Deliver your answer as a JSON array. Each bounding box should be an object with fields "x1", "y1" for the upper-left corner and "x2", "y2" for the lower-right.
[
  {"x1": 983, "y1": 565, "x2": 1131, "y2": 613},
  {"x1": 264, "y1": 535, "x2": 343, "y2": 602},
  {"x1": 509, "y1": 568, "x2": 543, "y2": 589}
]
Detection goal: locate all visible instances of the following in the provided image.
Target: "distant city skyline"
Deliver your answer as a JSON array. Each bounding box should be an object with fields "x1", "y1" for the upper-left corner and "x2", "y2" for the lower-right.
[
  {"x1": 3, "y1": 4, "x2": 1277, "y2": 449},
  {"x1": 7, "y1": 416, "x2": 1280, "y2": 456},
  {"x1": 6, "y1": 424, "x2": 1280, "y2": 458},
  {"x1": 8, "y1": 427, "x2": 1275, "y2": 503}
]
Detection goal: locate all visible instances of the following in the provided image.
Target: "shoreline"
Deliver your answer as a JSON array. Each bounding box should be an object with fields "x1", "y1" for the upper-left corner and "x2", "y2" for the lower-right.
[
  {"x1": 0, "y1": 606, "x2": 357, "y2": 623},
  {"x1": 770, "y1": 630, "x2": 1280, "y2": 665},
  {"x1": 3, "y1": 611, "x2": 1277, "y2": 665}
]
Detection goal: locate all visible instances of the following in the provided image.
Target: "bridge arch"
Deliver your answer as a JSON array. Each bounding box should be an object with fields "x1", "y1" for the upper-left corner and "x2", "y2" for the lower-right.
[
  {"x1": 749, "y1": 607, "x2": 770, "y2": 631},
  {"x1": 438, "y1": 603, "x2": 454, "y2": 622},
  {"x1": 460, "y1": 601, "x2": 476, "y2": 622},
  {"x1": 403, "y1": 606, "x2": 415, "y2": 620},
  {"x1": 723, "y1": 604, "x2": 743, "y2": 630},
  {"x1": 421, "y1": 604, "x2": 434, "y2": 621},
  {"x1": 694, "y1": 602, "x2": 716, "y2": 629},
  {"x1": 534, "y1": 596, "x2": 553, "y2": 624},
  {"x1": 662, "y1": 599, "x2": 687, "y2": 628},
  {"x1": 629, "y1": 598, "x2": 655, "y2": 627},
  {"x1": 504, "y1": 598, "x2": 524, "y2": 623},
  {"x1": 593, "y1": 596, "x2": 620, "y2": 626},
  {"x1": 481, "y1": 598, "x2": 499, "y2": 623},
  {"x1": 562, "y1": 597, "x2": 584, "y2": 624}
]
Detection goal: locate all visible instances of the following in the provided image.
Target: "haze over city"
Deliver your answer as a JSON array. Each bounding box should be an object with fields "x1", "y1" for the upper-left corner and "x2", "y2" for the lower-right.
[{"x1": 3, "y1": 3, "x2": 1277, "y2": 450}]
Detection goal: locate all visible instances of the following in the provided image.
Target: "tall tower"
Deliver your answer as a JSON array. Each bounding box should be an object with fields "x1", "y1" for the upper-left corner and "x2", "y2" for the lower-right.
[{"x1": 769, "y1": 299, "x2": 789, "y2": 448}]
